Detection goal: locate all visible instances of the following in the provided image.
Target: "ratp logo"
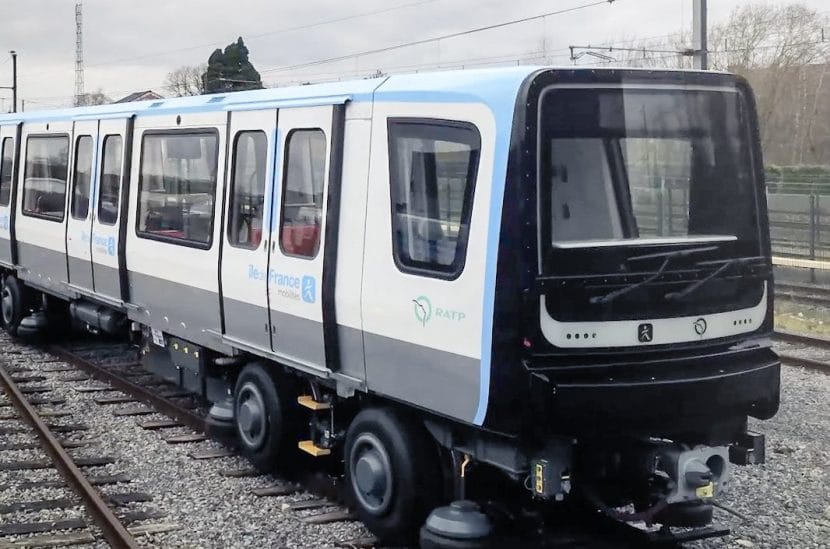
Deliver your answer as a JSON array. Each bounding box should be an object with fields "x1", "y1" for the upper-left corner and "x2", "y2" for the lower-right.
[
  {"x1": 301, "y1": 275, "x2": 316, "y2": 304},
  {"x1": 413, "y1": 295, "x2": 432, "y2": 327}
]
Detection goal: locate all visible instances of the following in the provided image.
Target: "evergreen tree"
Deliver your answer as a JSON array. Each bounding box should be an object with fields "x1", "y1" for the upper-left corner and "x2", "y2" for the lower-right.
[{"x1": 202, "y1": 37, "x2": 264, "y2": 94}]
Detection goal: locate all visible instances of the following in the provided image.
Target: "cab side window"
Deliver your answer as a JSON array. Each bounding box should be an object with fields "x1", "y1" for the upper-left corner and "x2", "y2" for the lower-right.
[
  {"x1": 228, "y1": 131, "x2": 267, "y2": 249},
  {"x1": 387, "y1": 119, "x2": 480, "y2": 279},
  {"x1": 0, "y1": 138, "x2": 13, "y2": 206},
  {"x1": 279, "y1": 129, "x2": 326, "y2": 258}
]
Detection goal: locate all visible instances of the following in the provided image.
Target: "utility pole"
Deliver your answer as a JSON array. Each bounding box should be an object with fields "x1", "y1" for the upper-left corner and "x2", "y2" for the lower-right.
[
  {"x1": 1, "y1": 50, "x2": 17, "y2": 113},
  {"x1": 692, "y1": 0, "x2": 708, "y2": 70},
  {"x1": 74, "y1": 2, "x2": 85, "y2": 106}
]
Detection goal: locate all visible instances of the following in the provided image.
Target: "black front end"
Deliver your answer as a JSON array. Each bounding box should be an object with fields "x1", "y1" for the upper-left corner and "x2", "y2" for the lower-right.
[
  {"x1": 486, "y1": 68, "x2": 780, "y2": 440},
  {"x1": 476, "y1": 69, "x2": 780, "y2": 534}
]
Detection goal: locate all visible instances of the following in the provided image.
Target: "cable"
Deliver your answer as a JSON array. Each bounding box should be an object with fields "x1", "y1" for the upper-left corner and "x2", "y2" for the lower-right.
[
  {"x1": 22, "y1": 0, "x2": 443, "y2": 79},
  {"x1": 259, "y1": 0, "x2": 621, "y2": 74}
]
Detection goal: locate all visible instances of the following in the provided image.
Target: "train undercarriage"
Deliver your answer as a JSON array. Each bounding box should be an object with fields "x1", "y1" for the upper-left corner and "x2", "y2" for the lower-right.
[{"x1": 1, "y1": 273, "x2": 775, "y2": 547}]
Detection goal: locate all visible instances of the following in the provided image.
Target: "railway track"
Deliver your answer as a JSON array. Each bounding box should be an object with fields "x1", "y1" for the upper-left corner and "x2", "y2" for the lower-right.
[
  {"x1": 0, "y1": 353, "x2": 145, "y2": 547},
  {"x1": 0, "y1": 337, "x2": 378, "y2": 548},
  {"x1": 774, "y1": 329, "x2": 830, "y2": 373},
  {"x1": 774, "y1": 282, "x2": 830, "y2": 306}
]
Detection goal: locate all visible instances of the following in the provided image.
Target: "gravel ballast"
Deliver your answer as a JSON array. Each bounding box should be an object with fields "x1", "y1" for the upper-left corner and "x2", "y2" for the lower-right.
[
  {"x1": 0, "y1": 334, "x2": 371, "y2": 548},
  {"x1": 3, "y1": 332, "x2": 829, "y2": 548}
]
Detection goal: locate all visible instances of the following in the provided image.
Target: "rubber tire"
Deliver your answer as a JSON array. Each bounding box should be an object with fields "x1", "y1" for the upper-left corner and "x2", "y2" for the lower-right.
[
  {"x1": 1, "y1": 276, "x2": 29, "y2": 337},
  {"x1": 344, "y1": 407, "x2": 443, "y2": 545},
  {"x1": 233, "y1": 363, "x2": 298, "y2": 472}
]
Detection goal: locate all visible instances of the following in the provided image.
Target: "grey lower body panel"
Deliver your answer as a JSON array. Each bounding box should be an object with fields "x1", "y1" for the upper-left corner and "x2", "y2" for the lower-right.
[
  {"x1": 92, "y1": 263, "x2": 121, "y2": 302},
  {"x1": 17, "y1": 241, "x2": 68, "y2": 293},
  {"x1": 270, "y1": 308, "x2": 326, "y2": 369},
  {"x1": 222, "y1": 296, "x2": 271, "y2": 352},
  {"x1": 364, "y1": 333, "x2": 481, "y2": 423},
  {"x1": 0, "y1": 236, "x2": 11, "y2": 267},
  {"x1": 127, "y1": 270, "x2": 223, "y2": 349},
  {"x1": 67, "y1": 256, "x2": 94, "y2": 293}
]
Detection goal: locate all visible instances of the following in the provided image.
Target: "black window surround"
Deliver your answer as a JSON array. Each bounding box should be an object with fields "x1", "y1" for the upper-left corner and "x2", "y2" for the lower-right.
[
  {"x1": 387, "y1": 117, "x2": 481, "y2": 281},
  {"x1": 135, "y1": 128, "x2": 220, "y2": 250},
  {"x1": 21, "y1": 134, "x2": 70, "y2": 223}
]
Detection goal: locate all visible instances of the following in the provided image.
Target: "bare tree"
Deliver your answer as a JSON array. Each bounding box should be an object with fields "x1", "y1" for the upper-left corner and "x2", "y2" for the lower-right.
[
  {"x1": 593, "y1": 2, "x2": 830, "y2": 166},
  {"x1": 165, "y1": 65, "x2": 206, "y2": 97},
  {"x1": 75, "y1": 89, "x2": 110, "y2": 106}
]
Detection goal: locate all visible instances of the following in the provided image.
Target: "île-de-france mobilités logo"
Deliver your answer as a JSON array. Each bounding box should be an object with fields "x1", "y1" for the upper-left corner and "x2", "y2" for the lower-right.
[{"x1": 412, "y1": 295, "x2": 432, "y2": 327}]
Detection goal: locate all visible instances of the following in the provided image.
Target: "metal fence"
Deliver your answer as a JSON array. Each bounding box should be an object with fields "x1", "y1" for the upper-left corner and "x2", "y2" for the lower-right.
[
  {"x1": 767, "y1": 192, "x2": 829, "y2": 261},
  {"x1": 628, "y1": 173, "x2": 830, "y2": 261}
]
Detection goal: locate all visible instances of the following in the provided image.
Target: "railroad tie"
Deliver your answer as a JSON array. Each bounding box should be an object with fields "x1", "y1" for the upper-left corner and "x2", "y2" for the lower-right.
[
  {"x1": 299, "y1": 509, "x2": 356, "y2": 525},
  {"x1": 188, "y1": 448, "x2": 235, "y2": 460},
  {"x1": 251, "y1": 484, "x2": 301, "y2": 497}
]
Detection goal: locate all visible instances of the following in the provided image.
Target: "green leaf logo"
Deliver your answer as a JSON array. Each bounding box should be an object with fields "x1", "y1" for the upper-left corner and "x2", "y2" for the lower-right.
[{"x1": 413, "y1": 295, "x2": 432, "y2": 327}]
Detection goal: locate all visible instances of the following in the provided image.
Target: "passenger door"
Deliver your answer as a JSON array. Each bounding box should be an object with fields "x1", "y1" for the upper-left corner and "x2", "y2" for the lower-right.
[
  {"x1": 65, "y1": 121, "x2": 98, "y2": 293},
  {"x1": 15, "y1": 120, "x2": 73, "y2": 292},
  {"x1": 221, "y1": 109, "x2": 278, "y2": 351},
  {"x1": 268, "y1": 106, "x2": 333, "y2": 370},
  {"x1": 90, "y1": 119, "x2": 129, "y2": 302},
  {"x1": 0, "y1": 125, "x2": 17, "y2": 267}
]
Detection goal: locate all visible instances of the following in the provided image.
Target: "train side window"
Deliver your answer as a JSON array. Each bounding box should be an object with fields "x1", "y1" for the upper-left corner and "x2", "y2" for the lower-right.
[
  {"x1": 136, "y1": 130, "x2": 219, "y2": 248},
  {"x1": 22, "y1": 135, "x2": 70, "y2": 222},
  {"x1": 279, "y1": 129, "x2": 326, "y2": 258},
  {"x1": 387, "y1": 119, "x2": 480, "y2": 279},
  {"x1": 97, "y1": 135, "x2": 123, "y2": 226},
  {"x1": 71, "y1": 135, "x2": 94, "y2": 220},
  {"x1": 0, "y1": 138, "x2": 13, "y2": 206},
  {"x1": 228, "y1": 131, "x2": 267, "y2": 249}
]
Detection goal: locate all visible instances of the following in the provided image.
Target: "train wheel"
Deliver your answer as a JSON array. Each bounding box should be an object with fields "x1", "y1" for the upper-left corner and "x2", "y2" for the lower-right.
[
  {"x1": 344, "y1": 407, "x2": 443, "y2": 545},
  {"x1": 1, "y1": 276, "x2": 28, "y2": 337},
  {"x1": 233, "y1": 363, "x2": 296, "y2": 471}
]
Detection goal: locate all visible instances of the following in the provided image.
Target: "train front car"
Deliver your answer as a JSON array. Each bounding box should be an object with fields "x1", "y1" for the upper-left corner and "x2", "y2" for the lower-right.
[{"x1": 488, "y1": 69, "x2": 780, "y2": 536}]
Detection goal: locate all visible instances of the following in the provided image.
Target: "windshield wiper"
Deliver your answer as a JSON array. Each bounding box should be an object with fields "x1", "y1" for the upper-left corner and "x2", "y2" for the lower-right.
[
  {"x1": 589, "y1": 245, "x2": 719, "y2": 305},
  {"x1": 664, "y1": 256, "x2": 768, "y2": 302}
]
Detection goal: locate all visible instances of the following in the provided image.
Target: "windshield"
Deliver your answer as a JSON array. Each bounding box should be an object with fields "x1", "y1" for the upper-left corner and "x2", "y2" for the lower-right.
[
  {"x1": 536, "y1": 84, "x2": 766, "y2": 323},
  {"x1": 539, "y1": 87, "x2": 760, "y2": 249}
]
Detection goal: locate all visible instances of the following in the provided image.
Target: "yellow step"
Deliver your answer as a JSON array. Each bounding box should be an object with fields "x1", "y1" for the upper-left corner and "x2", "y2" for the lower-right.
[
  {"x1": 298, "y1": 440, "x2": 331, "y2": 457},
  {"x1": 297, "y1": 395, "x2": 331, "y2": 411}
]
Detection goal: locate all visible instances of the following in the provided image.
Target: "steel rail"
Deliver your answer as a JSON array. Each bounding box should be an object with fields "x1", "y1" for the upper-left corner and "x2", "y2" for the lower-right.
[
  {"x1": 774, "y1": 329, "x2": 830, "y2": 351},
  {"x1": 47, "y1": 344, "x2": 207, "y2": 433},
  {"x1": 0, "y1": 361, "x2": 139, "y2": 548},
  {"x1": 777, "y1": 353, "x2": 830, "y2": 373}
]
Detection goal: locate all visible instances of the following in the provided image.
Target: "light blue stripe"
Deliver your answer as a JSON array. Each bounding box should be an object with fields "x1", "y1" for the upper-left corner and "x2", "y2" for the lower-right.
[
  {"x1": 269, "y1": 130, "x2": 283, "y2": 233},
  {"x1": 89, "y1": 133, "x2": 100, "y2": 219},
  {"x1": 469, "y1": 76, "x2": 530, "y2": 426}
]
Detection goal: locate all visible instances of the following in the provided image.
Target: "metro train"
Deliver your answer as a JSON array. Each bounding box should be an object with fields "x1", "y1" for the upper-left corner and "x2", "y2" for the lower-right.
[{"x1": 0, "y1": 67, "x2": 780, "y2": 545}]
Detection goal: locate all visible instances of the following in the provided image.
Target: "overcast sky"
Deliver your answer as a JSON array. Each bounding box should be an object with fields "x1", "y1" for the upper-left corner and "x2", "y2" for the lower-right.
[{"x1": 0, "y1": 0, "x2": 827, "y2": 110}]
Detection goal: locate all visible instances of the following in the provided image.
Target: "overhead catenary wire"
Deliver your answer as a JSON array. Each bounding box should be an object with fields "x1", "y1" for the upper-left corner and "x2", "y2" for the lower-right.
[
  {"x1": 259, "y1": 0, "x2": 621, "y2": 74},
  {"x1": 19, "y1": 0, "x2": 621, "y2": 105},
  {"x1": 22, "y1": 0, "x2": 444, "y2": 80}
]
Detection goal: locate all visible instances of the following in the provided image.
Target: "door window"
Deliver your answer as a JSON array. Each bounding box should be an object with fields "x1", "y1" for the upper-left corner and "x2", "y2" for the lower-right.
[
  {"x1": 228, "y1": 131, "x2": 267, "y2": 249},
  {"x1": 279, "y1": 129, "x2": 326, "y2": 258},
  {"x1": 71, "y1": 135, "x2": 94, "y2": 220},
  {"x1": 98, "y1": 135, "x2": 123, "y2": 225},
  {"x1": 0, "y1": 138, "x2": 13, "y2": 206}
]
